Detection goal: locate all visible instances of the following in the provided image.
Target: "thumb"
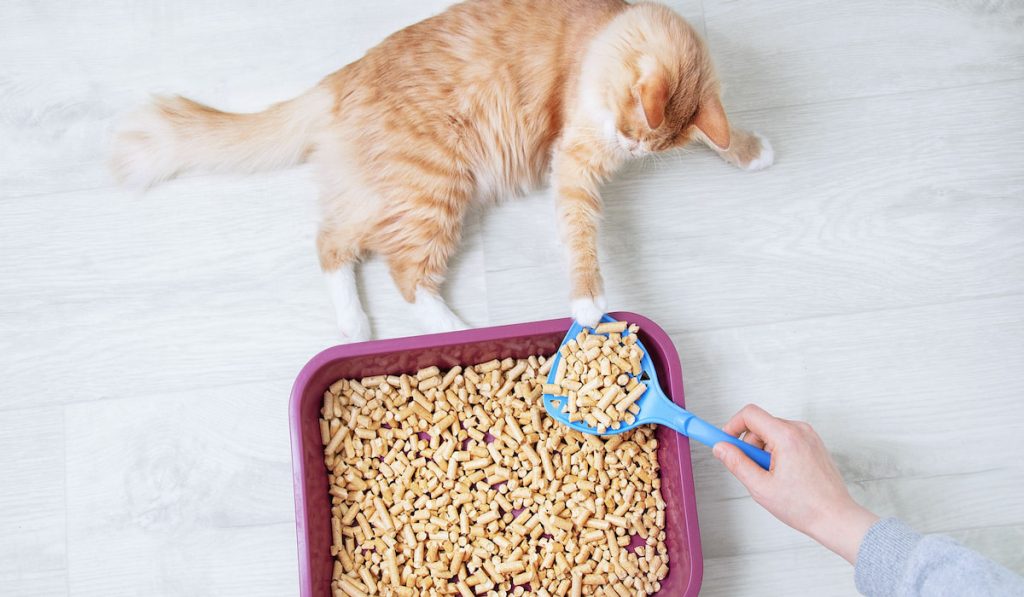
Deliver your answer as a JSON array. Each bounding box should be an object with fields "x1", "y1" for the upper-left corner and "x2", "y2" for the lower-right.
[{"x1": 714, "y1": 441, "x2": 768, "y2": 491}]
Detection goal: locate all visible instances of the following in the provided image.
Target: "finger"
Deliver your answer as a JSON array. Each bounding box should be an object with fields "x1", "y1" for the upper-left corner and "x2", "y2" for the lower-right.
[
  {"x1": 724, "y1": 404, "x2": 788, "y2": 441},
  {"x1": 741, "y1": 431, "x2": 765, "y2": 450},
  {"x1": 713, "y1": 442, "x2": 768, "y2": 490},
  {"x1": 722, "y1": 414, "x2": 749, "y2": 438}
]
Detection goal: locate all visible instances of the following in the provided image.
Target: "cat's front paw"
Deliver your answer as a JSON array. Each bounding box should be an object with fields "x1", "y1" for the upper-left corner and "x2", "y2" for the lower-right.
[
  {"x1": 717, "y1": 129, "x2": 774, "y2": 172},
  {"x1": 571, "y1": 295, "x2": 607, "y2": 328},
  {"x1": 743, "y1": 132, "x2": 774, "y2": 171}
]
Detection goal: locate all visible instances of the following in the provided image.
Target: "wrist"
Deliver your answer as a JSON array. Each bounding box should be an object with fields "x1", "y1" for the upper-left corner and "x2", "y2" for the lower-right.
[{"x1": 806, "y1": 500, "x2": 879, "y2": 564}]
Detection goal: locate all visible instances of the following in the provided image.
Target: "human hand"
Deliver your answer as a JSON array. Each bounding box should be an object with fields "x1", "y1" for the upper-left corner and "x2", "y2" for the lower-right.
[{"x1": 713, "y1": 404, "x2": 879, "y2": 564}]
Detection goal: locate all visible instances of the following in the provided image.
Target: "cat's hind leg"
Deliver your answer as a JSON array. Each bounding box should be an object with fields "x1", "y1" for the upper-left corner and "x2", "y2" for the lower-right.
[
  {"x1": 411, "y1": 287, "x2": 467, "y2": 334},
  {"x1": 374, "y1": 188, "x2": 470, "y2": 334},
  {"x1": 386, "y1": 243, "x2": 469, "y2": 335},
  {"x1": 317, "y1": 225, "x2": 372, "y2": 343}
]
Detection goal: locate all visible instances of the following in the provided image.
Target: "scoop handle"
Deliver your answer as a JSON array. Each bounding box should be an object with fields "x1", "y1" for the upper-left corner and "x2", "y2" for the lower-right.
[
  {"x1": 650, "y1": 396, "x2": 771, "y2": 470},
  {"x1": 683, "y1": 416, "x2": 772, "y2": 471}
]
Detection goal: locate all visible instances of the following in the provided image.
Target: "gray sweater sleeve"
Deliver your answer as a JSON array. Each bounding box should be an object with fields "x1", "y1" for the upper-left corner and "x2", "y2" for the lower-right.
[{"x1": 854, "y1": 517, "x2": 1024, "y2": 597}]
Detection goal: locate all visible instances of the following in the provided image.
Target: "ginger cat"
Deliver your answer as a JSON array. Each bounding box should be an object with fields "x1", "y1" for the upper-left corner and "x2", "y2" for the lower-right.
[{"x1": 111, "y1": 0, "x2": 773, "y2": 342}]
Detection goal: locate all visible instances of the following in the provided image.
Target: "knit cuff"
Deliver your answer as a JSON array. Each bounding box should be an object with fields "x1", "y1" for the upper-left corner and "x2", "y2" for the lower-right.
[{"x1": 854, "y1": 517, "x2": 923, "y2": 596}]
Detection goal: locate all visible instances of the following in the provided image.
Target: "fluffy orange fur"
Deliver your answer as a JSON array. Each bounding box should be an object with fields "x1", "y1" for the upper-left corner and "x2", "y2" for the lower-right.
[{"x1": 111, "y1": 0, "x2": 772, "y2": 340}]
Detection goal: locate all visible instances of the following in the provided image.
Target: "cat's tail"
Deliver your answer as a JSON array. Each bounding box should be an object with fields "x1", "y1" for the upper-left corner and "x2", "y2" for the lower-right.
[{"x1": 110, "y1": 86, "x2": 333, "y2": 189}]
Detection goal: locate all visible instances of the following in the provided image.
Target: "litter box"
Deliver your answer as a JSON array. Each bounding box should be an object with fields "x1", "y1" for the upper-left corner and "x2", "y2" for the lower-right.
[{"x1": 289, "y1": 312, "x2": 703, "y2": 596}]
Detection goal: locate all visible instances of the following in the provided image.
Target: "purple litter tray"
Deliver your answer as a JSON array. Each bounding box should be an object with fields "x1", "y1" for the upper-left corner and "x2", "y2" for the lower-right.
[{"x1": 289, "y1": 312, "x2": 703, "y2": 596}]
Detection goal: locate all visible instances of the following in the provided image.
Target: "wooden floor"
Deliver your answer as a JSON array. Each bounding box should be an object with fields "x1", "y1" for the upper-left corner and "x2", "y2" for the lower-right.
[{"x1": 2, "y1": 1, "x2": 1022, "y2": 595}]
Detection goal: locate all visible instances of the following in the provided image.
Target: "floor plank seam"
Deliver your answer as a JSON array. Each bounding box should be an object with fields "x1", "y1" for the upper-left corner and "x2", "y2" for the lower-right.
[
  {"x1": 0, "y1": 376, "x2": 301, "y2": 414},
  {"x1": 61, "y1": 405, "x2": 71, "y2": 597},
  {"x1": 670, "y1": 291, "x2": 1024, "y2": 337},
  {"x1": 727, "y1": 75, "x2": 1024, "y2": 117}
]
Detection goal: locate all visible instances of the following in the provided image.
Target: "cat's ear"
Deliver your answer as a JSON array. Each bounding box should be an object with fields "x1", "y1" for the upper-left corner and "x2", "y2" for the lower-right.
[
  {"x1": 635, "y1": 74, "x2": 669, "y2": 130},
  {"x1": 694, "y1": 94, "x2": 731, "y2": 150}
]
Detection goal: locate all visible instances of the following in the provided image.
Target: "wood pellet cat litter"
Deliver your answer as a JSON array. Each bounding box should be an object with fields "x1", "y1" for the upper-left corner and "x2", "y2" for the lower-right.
[{"x1": 319, "y1": 354, "x2": 669, "y2": 596}]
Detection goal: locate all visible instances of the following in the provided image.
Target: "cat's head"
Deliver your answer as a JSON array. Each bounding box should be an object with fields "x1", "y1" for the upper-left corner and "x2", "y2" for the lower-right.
[{"x1": 581, "y1": 3, "x2": 730, "y2": 156}]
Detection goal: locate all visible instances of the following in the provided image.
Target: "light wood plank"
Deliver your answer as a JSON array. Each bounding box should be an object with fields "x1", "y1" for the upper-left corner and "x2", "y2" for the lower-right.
[
  {"x1": 702, "y1": 545, "x2": 858, "y2": 597},
  {"x1": 67, "y1": 521, "x2": 298, "y2": 597},
  {"x1": 64, "y1": 382, "x2": 298, "y2": 596},
  {"x1": 3, "y1": 572, "x2": 68, "y2": 597},
  {"x1": 703, "y1": 0, "x2": 1024, "y2": 113},
  {"x1": 0, "y1": 407, "x2": 67, "y2": 595}
]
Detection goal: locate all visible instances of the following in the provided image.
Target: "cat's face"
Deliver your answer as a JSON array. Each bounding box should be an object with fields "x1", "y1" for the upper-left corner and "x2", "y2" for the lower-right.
[
  {"x1": 586, "y1": 4, "x2": 731, "y2": 157},
  {"x1": 613, "y1": 70, "x2": 702, "y2": 156}
]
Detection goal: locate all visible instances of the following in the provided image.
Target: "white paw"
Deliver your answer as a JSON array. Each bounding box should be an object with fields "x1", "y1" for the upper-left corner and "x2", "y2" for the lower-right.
[
  {"x1": 571, "y1": 296, "x2": 606, "y2": 328},
  {"x1": 424, "y1": 309, "x2": 467, "y2": 333},
  {"x1": 109, "y1": 100, "x2": 180, "y2": 189},
  {"x1": 743, "y1": 132, "x2": 774, "y2": 171},
  {"x1": 336, "y1": 308, "x2": 372, "y2": 344},
  {"x1": 326, "y1": 265, "x2": 371, "y2": 343},
  {"x1": 414, "y1": 288, "x2": 468, "y2": 334}
]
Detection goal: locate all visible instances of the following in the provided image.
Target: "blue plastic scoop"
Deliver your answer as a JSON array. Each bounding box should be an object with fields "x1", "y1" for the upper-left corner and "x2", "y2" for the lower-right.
[{"x1": 542, "y1": 315, "x2": 771, "y2": 470}]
